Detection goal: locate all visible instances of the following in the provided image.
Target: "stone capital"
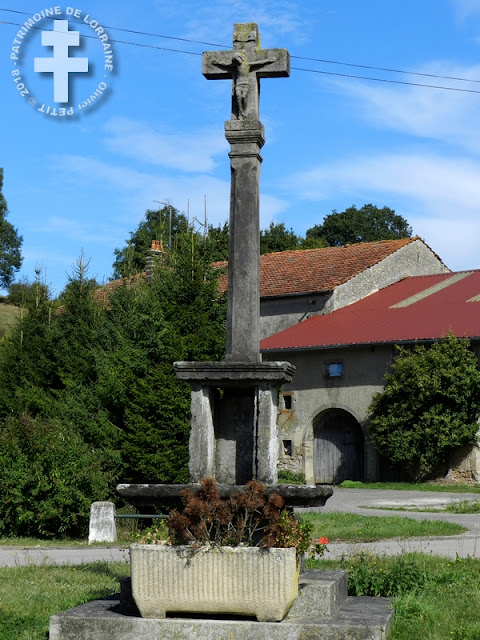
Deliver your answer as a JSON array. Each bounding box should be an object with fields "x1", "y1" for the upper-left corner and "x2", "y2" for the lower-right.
[
  {"x1": 174, "y1": 360, "x2": 296, "y2": 386},
  {"x1": 225, "y1": 119, "x2": 265, "y2": 150}
]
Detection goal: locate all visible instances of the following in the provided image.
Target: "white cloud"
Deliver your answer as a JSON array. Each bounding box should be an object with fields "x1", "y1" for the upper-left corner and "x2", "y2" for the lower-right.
[
  {"x1": 451, "y1": 0, "x2": 480, "y2": 18},
  {"x1": 55, "y1": 155, "x2": 288, "y2": 230},
  {"x1": 290, "y1": 151, "x2": 480, "y2": 271},
  {"x1": 292, "y1": 152, "x2": 480, "y2": 215},
  {"x1": 337, "y1": 63, "x2": 480, "y2": 153},
  {"x1": 103, "y1": 117, "x2": 227, "y2": 172},
  {"x1": 154, "y1": 0, "x2": 317, "y2": 45}
]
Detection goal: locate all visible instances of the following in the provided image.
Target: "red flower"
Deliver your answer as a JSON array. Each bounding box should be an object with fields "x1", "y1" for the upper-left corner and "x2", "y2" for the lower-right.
[{"x1": 318, "y1": 537, "x2": 329, "y2": 545}]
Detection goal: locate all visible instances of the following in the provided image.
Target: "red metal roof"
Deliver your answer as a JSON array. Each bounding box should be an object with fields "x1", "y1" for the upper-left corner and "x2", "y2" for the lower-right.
[
  {"x1": 261, "y1": 271, "x2": 480, "y2": 351},
  {"x1": 216, "y1": 237, "x2": 421, "y2": 298}
]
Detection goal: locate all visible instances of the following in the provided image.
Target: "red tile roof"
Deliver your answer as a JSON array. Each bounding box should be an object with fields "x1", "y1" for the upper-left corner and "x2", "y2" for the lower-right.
[
  {"x1": 261, "y1": 270, "x2": 480, "y2": 351},
  {"x1": 216, "y1": 237, "x2": 423, "y2": 298}
]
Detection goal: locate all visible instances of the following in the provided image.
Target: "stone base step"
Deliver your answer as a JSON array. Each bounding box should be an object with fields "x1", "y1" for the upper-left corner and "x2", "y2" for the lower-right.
[
  {"x1": 288, "y1": 569, "x2": 348, "y2": 618},
  {"x1": 50, "y1": 572, "x2": 392, "y2": 640}
]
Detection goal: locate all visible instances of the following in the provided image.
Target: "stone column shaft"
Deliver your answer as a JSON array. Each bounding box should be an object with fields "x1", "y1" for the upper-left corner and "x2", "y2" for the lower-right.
[
  {"x1": 255, "y1": 385, "x2": 279, "y2": 484},
  {"x1": 188, "y1": 385, "x2": 216, "y2": 481},
  {"x1": 225, "y1": 120, "x2": 264, "y2": 364}
]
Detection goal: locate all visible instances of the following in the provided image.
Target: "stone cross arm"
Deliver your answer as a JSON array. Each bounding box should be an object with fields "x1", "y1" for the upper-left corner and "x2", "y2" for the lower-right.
[{"x1": 202, "y1": 48, "x2": 290, "y2": 80}]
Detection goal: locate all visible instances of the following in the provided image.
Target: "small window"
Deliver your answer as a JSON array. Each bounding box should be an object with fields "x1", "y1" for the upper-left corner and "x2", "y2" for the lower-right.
[
  {"x1": 283, "y1": 440, "x2": 292, "y2": 456},
  {"x1": 283, "y1": 394, "x2": 293, "y2": 410},
  {"x1": 327, "y1": 363, "x2": 343, "y2": 378}
]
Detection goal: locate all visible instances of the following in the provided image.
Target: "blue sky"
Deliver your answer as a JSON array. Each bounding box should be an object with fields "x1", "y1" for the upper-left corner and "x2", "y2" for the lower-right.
[{"x1": 2, "y1": 0, "x2": 480, "y2": 296}]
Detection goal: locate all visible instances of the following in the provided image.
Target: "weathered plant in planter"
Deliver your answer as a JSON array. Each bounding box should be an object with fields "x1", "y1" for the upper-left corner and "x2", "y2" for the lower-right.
[{"x1": 130, "y1": 477, "x2": 326, "y2": 621}]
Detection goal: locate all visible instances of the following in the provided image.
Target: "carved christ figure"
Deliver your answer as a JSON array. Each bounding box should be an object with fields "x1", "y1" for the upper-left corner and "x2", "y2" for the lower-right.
[
  {"x1": 210, "y1": 49, "x2": 279, "y2": 120},
  {"x1": 232, "y1": 50, "x2": 250, "y2": 119}
]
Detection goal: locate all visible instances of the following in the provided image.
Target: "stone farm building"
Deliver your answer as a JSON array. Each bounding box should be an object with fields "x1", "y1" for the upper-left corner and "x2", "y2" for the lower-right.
[{"x1": 260, "y1": 252, "x2": 480, "y2": 485}]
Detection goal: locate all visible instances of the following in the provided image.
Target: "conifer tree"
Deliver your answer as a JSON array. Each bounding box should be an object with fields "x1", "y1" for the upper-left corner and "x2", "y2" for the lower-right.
[
  {"x1": 101, "y1": 228, "x2": 226, "y2": 483},
  {"x1": 0, "y1": 270, "x2": 56, "y2": 417}
]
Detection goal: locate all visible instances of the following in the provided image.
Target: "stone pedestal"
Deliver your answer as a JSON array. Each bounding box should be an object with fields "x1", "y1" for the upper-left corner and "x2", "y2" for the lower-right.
[{"x1": 174, "y1": 360, "x2": 295, "y2": 485}]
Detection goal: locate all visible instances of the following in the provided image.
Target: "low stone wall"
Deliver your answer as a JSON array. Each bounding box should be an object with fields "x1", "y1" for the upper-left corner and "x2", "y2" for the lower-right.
[
  {"x1": 448, "y1": 442, "x2": 480, "y2": 485},
  {"x1": 278, "y1": 454, "x2": 303, "y2": 474}
]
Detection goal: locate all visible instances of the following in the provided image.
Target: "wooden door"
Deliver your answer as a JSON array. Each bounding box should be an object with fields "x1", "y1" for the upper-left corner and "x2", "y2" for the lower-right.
[{"x1": 314, "y1": 409, "x2": 364, "y2": 483}]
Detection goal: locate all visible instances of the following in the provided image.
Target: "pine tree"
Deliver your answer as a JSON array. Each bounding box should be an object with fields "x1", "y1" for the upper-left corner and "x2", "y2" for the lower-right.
[
  {"x1": 102, "y1": 229, "x2": 226, "y2": 483},
  {"x1": 0, "y1": 271, "x2": 57, "y2": 417}
]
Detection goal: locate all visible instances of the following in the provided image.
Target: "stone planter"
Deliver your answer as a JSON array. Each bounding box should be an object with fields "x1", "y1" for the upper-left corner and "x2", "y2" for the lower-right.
[{"x1": 130, "y1": 543, "x2": 299, "y2": 622}]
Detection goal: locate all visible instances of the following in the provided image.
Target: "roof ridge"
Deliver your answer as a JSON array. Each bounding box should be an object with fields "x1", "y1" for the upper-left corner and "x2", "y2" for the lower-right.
[{"x1": 259, "y1": 236, "x2": 415, "y2": 259}]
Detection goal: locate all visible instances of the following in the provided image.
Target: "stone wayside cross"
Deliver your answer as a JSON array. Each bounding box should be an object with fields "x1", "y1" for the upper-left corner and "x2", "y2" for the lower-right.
[
  {"x1": 174, "y1": 24, "x2": 297, "y2": 486},
  {"x1": 203, "y1": 24, "x2": 289, "y2": 363},
  {"x1": 120, "y1": 23, "x2": 331, "y2": 506}
]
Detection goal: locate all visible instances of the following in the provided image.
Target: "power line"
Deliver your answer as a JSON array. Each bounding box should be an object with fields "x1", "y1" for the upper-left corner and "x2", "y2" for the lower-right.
[
  {"x1": 2, "y1": 8, "x2": 480, "y2": 93},
  {"x1": 291, "y1": 54, "x2": 480, "y2": 85},
  {"x1": 0, "y1": 7, "x2": 227, "y2": 47},
  {"x1": 1, "y1": 20, "x2": 202, "y2": 56},
  {"x1": 292, "y1": 66, "x2": 480, "y2": 94}
]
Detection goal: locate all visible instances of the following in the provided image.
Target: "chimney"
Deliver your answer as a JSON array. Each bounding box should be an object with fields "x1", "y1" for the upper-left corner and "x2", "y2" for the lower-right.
[{"x1": 146, "y1": 240, "x2": 164, "y2": 284}]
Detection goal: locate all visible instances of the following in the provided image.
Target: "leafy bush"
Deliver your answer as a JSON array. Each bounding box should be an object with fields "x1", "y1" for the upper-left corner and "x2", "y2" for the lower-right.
[
  {"x1": 7, "y1": 279, "x2": 49, "y2": 307},
  {"x1": 0, "y1": 414, "x2": 113, "y2": 538},
  {"x1": 368, "y1": 335, "x2": 480, "y2": 480}
]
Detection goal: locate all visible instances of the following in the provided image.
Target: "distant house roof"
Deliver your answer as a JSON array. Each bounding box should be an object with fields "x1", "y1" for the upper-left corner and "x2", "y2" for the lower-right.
[
  {"x1": 216, "y1": 237, "x2": 431, "y2": 299},
  {"x1": 261, "y1": 270, "x2": 480, "y2": 352}
]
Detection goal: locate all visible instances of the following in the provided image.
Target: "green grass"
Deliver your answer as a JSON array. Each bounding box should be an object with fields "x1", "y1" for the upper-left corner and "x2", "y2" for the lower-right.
[
  {"x1": 277, "y1": 470, "x2": 306, "y2": 485},
  {"x1": 0, "y1": 303, "x2": 20, "y2": 337},
  {"x1": 309, "y1": 553, "x2": 480, "y2": 640},
  {"x1": 300, "y1": 511, "x2": 466, "y2": 542},
  {"x1": 0, "y1": 561, "x2": 129, "y2": 639},
  {"x1": 445, "y1": 499, "x2": 480, "y2": 513},
  {"x1": 339, "y1": 480, "x2": 480, "y2": 493}
]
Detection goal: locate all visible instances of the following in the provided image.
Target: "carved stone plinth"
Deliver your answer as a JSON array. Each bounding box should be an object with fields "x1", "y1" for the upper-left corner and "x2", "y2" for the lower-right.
[
  {"x1": 116, "y1": 482, "x2": 333, "y2": 510},
  {"x1": 174, "y1": 361, "x2": 295, "y2": 485}
]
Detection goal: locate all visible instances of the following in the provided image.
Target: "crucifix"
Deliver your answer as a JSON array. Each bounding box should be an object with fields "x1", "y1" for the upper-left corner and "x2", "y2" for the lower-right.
[
  {"x1": 174, "y1": 23, "x2": 294, "y2": 487},
  {"x1": 202, "y1": 23, "x2": 289, "y2": 121},
  {"x1": 203, "y1": 24, "x2": 290, "y2": 364}
]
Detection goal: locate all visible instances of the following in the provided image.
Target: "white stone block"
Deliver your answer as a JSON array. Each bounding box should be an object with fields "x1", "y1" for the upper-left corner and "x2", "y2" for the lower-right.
[{"x1": 88, "y1": 501, "x2": 116, "y2": 544}]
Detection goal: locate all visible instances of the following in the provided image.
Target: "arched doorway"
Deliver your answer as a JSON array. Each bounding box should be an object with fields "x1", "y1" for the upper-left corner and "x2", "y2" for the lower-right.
[{"x1": 313, "y1": 409, "x2": 364, "y2": 483}]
